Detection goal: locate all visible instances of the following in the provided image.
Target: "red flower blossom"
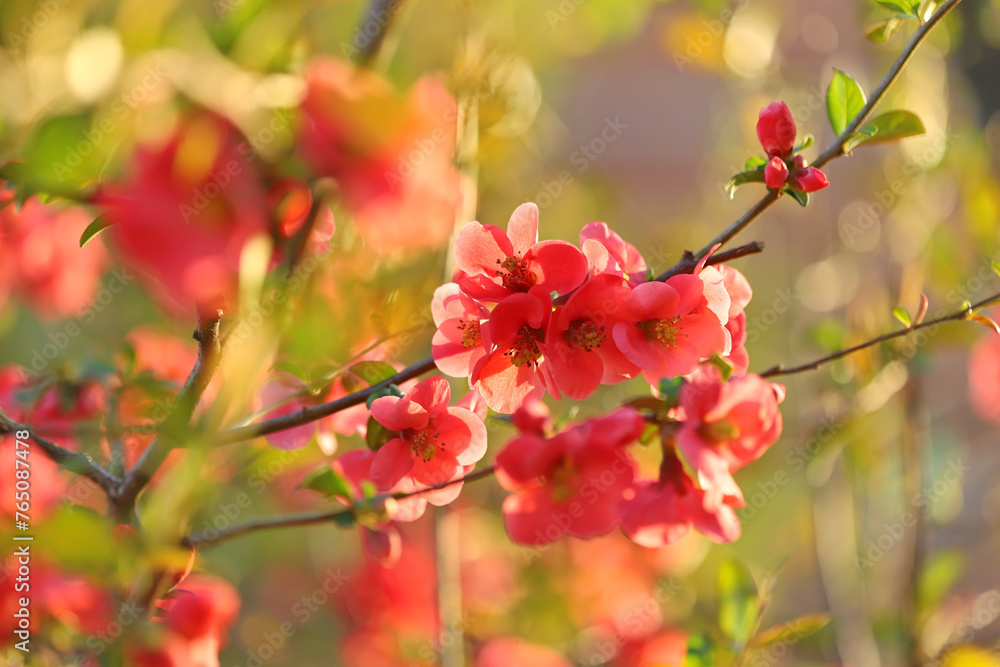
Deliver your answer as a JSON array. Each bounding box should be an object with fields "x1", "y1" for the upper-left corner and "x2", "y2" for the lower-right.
[
  {"x1": 764, "y1": 156, "x2": 788, "y2": 189},
  {"x1": 0, "y1": 193, "x2": 108, "y2": 320},
  {"x1": 370, "y1": 376, "x2": 487, "y2": 502},
  {"x1": 98, "y1": 113, "x2": 270, "y2": 316},
  {"x1": 471, "y1": 286, "x2": 559, "y2": 414},
  {"x1": 547, "y1": 274, "x2": 639, "y2": 400},
  {"x1": 756, "y1": 101, "x2": 797, "y2": 159},
  {"x1": 676, "y1": 373, "x2": 783, "y2": 509},
  {"x1": 718, "y1": 266, "x2": 753, "y2": 375},
  {"x1": 298, "y1": 59, "x2": 460, "y2": 252},
  {"x1": 579, "y1": 221, "x2": 647, "y2": 285},
  {"x1": 477, "y1": 638, "x2": 573, "y2": 667},
  {"x1": 496, "y1": 409, "x2": 644, "y2": 546},
  {"x1": 790, "y1": 164, "x2": 830, "y2": 192},
  {"x1": 452, "y1": 203, "x2": 588, "y2": 302},
  {"x1": 969, "y1": 314, "x2": 1000, "y2": 425},
  {"x1": 611, "y1": 274, "x2": 730, "y2": 385},
  {"x1": 431, "y1": 282, "x2": 489, "y2": 378},
  {"x1": 619, "y1": 452, "x2": 742, "y2": 548}
]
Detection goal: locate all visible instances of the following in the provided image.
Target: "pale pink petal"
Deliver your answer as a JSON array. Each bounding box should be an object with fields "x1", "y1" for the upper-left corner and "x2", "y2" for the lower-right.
[{"x1": 505, "y1": 202, "x2": 539, "y2": 255}]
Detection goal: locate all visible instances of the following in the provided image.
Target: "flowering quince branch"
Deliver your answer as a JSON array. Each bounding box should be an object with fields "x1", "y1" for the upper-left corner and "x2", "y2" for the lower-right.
[
  {"x1": 0, "y1": 410, "x2": 120, "y2": 491},
  {"x1": 183, "y1": 465, "x2": 497, "y2": 549},
  {"x1": 759, "y1": 291, "x2": 1000, "y2": 378},
  {"x1": 658, "y1": 0, "x2": 963, "y2": 279},
  {"x1": 111, "y1": 312, "x2": 225, "y2": 518}
]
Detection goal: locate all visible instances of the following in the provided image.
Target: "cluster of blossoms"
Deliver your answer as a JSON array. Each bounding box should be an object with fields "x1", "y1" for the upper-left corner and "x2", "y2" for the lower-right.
[
  {"x1": 757, "y1": 101, "x2": 830, "y2": 194},
  {"x1": 423, "y1": 202, "x2": 784, "y2": 549}
]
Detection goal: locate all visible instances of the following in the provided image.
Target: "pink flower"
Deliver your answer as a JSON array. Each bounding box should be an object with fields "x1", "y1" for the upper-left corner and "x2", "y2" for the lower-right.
[
  {"x1": 969, "y1": 316, "x2": 1000, "y2": 425},
  {"x1": 452, "y1": 203, "x2": 588, "y2": 302},
  {"x1": 764, "y1": 156, "x2": 788, "y2": 189},
  {"x1": 676, "y1": 373, "x2": 783, "y2": 510},
  {"x1": 431, "y1": 282, "x2": 488, "y2": 378},
  {"x1": 477, "y1": 638, "x2": 573, "y2": 667},
  {"x1": 579, "y1": 221, "x2": 647, "y2": 285},
  {"x1": 0, "y1": 194, "x2": 108, "y2": 320},
  {"x1": 790, "y1": 165, "x2": 830, "y2": 193},
  {"x1": 298, "y1": 59, "x2": 460, "y2": 252},
  {"x1": 756, "y1": 101, "x2": 797, "y2": 159},
  {"x1": 97, "y1": 113, "x2": 270, "y2": 316},
  {"x1": 370, "y1": 376, "x2": 487, "y2": 504},
  {"x1": 611, "y1": 274, "x2": 730, "y2": 385},
  {"x1": 471, "y1": 286, "x2": 559, "y2": 414},
  {"x1": 718, "y1": 266, "x2": 752, "y2": 375},
  {"x1": 619, "y1": 452, "x2": 742, "y2": 548},
  {"x1": 547, "y1": 275, "x2": 639, "y2": 400},
  {"x1": 495, "y1": 409, "x2": 644, "y2": 546}
]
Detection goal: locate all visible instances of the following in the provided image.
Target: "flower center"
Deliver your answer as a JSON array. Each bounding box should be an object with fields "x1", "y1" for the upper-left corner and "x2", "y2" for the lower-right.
[
  {"x1": 495, "y1": 254, "x2": 536, "y2": 291},
  {"x1": 637, "y1": 316, "x2": 683, "y2": 348},
  {"x1": 545, "y1": 459, "x2": 576, "y2": 502},
  {"x1": 565, "y1": 319, "x2": 606, "y2": 352},
  {"x1": 457, "y1": 319, "x2": 481, "y2": 349},
  {"x1": 407, "y1": 421, "x2": 443, "y2": 462},
  {"x1": 698, "y1": 420, "x2": 740, "y2": 444},
  {"x1": 503, "y1": 325, "x2": 542, "y2": 368}
]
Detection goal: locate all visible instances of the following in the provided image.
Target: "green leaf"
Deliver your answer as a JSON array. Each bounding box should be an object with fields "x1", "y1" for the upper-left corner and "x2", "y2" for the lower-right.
[
  {"x1": 348, "y1": 360, "x2": 398, "y2": 387},
  {"x1": 725, "y1": 169, "x2": 765, "y2": 199},
  {"x1": 968, "y1": 312, "x2": 1000, "y2": 335},
  {"x1": 706, "y1": 353, "x2": 734, "y2": 381},
  {"x1": 917, "y1": 550, "x2": 963, "y2": 614},
  {"x1": 366, "y1": 415, "x2": 393, "y2": 450},
  {"x1": 300, "y1": 467, "x2": 354, "y2": 499},
  {"x1": 876, "y1": 0, "x2": 919, "y2": 16},
  {"x1": 752, "y1": 613, "x2": 830, "y2": 648},
  {"x1": 80, "y1": 215, "x2": 116, "y2": 248},
  {"x1": 843, "y1": 127, "x2": 879, "y2": 153},
  {"x1": 865, "y1": 16, "x2": 905, "y2": 43},
  {"x1": 684, "y1": 633, "x2": 715, "y2": 667},
  {"x1": 852, "y1": 111, "x2": 926, "y2": 148},
  {"x1": 366, "y1": 383, "x2": 404, "y2": 409},
  {"x1": 657, "y1": 376, "x2": 685, "y2": 408},
  {"x1": 991, "y1": 262, "x2": 1000, "y2": 279},
  {"x1": 745, "y1": 156, "x2": 767, "y2": 170},
  {"x1": 623, "y1": 396, "x2": 668, "y2": 411},
  {"x1": 893, "y1": 307, "x2": 912, "y2": 328},
  {"x1": 794, "y1": 134, "x2": 814, "y2": 152},
  {"x1": 785, "y1": 188, "x2": 809, "y2": 207},
  {"x1": 718, "y1": 559, "x2": 759, "y2": 647},
  {"x1": 827, "y1": 69, "x2": 867, "y2": 136}
]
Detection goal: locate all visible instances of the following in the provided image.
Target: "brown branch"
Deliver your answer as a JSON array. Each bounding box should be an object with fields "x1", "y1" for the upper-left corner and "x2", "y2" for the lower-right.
[
  {"x1": 0, "y1": 412, "x2": 119, "y2": 491},
  {"x1": 112, "y1": 313, "x2": 224, "y2": 518},
  {"x1": 214, "y1": 355, "x2": 437, "y2": 445},
  {"x1": 759, "y1": 292, "x2": 1000, "y2": 378},
  {"x1": 657, "y1": 0, "x2": 963, "y2": 279},
  {"x1": 185, "y1": 465, "x2": 496, "y2": 549},
  {"x1": 354, "y1": 0, "x2": 406, "y2": 66},
  {"x1": 655, "y1": 240, "x2": 766, "y2": 282}
]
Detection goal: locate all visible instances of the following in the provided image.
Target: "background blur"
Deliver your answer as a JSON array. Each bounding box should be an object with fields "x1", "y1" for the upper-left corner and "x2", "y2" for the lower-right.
[{"x1": 2, "y1": 0, "x2": 1000, "y2": 665}]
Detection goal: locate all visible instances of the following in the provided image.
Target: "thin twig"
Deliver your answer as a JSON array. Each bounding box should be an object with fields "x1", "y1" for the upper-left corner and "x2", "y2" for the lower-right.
[
  {"x1": 656, "y1": 240, "x2": 766, "y2": 281},
  {"x1": 112, "y1": 313, "x2": 224, "y2": 518},
  {"x1": 214, "y1": 355, "x2": 437, "y2": 445},
  {"x1": 185, "y1": 465, "x2": 496, "y2": 548},
  {"x1": 354, "y1": 0, "x2": 406, "y2": 66},
  {"x1": 0, "y1": 412, "x2": 119, "y2": 491},
  {"x1": 657, "y1": 0, "x2": 963, "y2": 280},
  {"x1": 759, "y1": 292, "x2": 1000, "y2": 378}
]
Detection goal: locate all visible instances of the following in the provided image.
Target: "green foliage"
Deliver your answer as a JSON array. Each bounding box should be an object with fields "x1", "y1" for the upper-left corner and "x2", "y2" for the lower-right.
[
  {"x1": 827, "y1": 69, "x2": 868, "y2": 136},
  {"x1": 725, "y1": 169, "x2": 765, "y2": 199},
  {"x1": 717, "y1": 559, "x2": 759, "y2": 647},
  {"x1": 300, "y1": 466, "x2": 354, "y2": 499}
]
